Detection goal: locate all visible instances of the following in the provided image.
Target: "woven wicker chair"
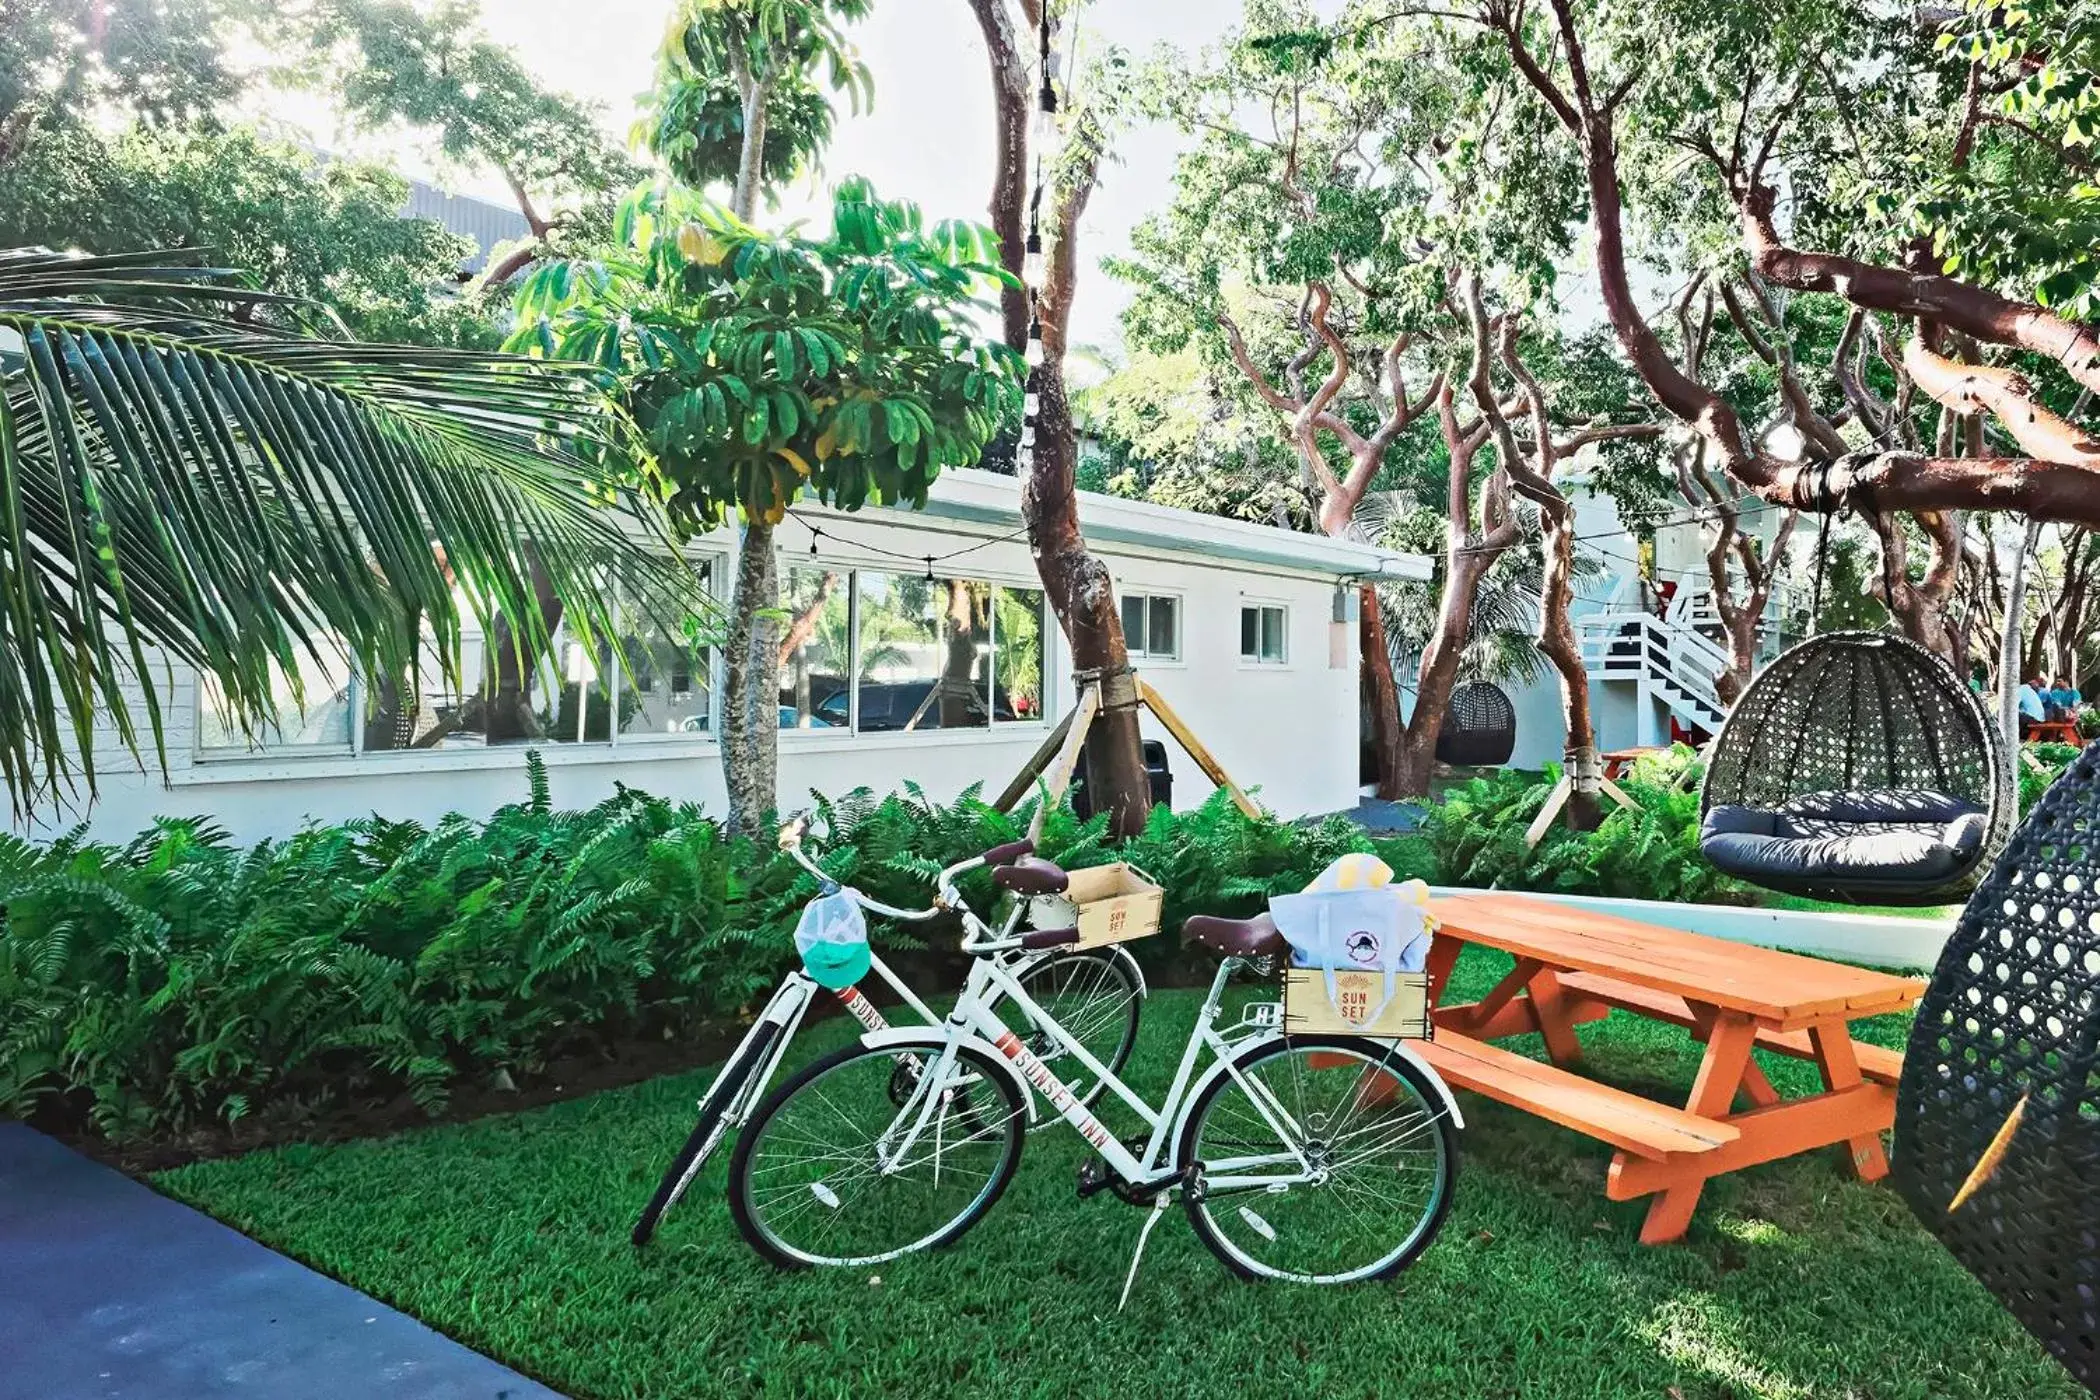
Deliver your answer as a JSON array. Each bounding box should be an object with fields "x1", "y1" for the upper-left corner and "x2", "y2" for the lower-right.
[
  {"x1": 1435, "y1": 681, "x2": 1517, "y2": 768},
  {"x1": 1698, "y1": 631, "x2": 2013, "y2": 905},
  {"x1": 1895, "y1": 740, "x2": 2100, "y2": 1392}
]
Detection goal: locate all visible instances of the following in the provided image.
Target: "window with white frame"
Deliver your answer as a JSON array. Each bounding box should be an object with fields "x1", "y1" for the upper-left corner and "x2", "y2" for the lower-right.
[
  {"x1": 1119, "y1": 590, "x2": 1181, "y2": 662},
  {"x1": 821, "y1": 570, "x2": 1045, "y2": 733},
  {"x1": 197, "y1": 557, "x2": 720, "y2": 758},
  {"x1": 1240, "y1": 603, "x2": 1289, "y2": 666},
  {"x1": 196, "y1": 647, "x2": 357, "y2": 755},
  {"x1": 616, "y1": 556, "x2": 720, "y2": 740},
  {"x1": 191, "y1": 554, "x2": 1051, "y2": 762}
]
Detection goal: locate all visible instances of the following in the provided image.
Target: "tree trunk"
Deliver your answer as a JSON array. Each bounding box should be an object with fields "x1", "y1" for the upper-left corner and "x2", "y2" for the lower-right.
[
  {"x1": 1024, "y1": 356, "x2": 1152, "y2": 835},
  {"x1": 1716, "y1": 609, "x2": 1758, "y2": 706},
  {"x1": 963, "y1": 0, "x2": 1032, "y2": 353},
  {"x1": 1006, "y1": 30, "x2": 1152, "y2": 835},
  {"x1": 2001, "y1": 518, "x2": 2040, "y2": 756},
  {"x1": 715, "y1": 60, "x2": 782, "y2": 835},
  {"x1": 1360, "y1": 585, "x2": 1410, "y2": 799},
  {"x1": 1538, "y1": 510, "x2": 1601, "y2": 830},
  {"x1": 1392, "y1": 556, "x2": 1484, "y2": 798},
  {"x1": 720, "y1": 521, "x2": 780, "y2": 834},
  {"x1": 732, "y1": 79, "x2": 772, "y2": 220}
]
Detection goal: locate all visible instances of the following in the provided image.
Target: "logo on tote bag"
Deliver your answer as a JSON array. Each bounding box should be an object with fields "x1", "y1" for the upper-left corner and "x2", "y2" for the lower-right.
[{"x1": 1345, "y1": 930, "x2": 1382, "y2": 965}]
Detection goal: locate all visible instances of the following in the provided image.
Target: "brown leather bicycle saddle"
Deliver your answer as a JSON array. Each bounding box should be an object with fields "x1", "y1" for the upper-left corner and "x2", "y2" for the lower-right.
[
  {"x1": 992, "y1": 856, "x2": 1070, "y2": 897},
  {"x1": 1182, "y1": 912, "x2": 1285, "y2": 959}
]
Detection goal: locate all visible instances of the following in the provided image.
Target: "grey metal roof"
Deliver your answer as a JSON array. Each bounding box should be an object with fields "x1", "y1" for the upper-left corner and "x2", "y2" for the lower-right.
[{"x1": 399, "y1": 181, "x2": 531, "y2": 272}]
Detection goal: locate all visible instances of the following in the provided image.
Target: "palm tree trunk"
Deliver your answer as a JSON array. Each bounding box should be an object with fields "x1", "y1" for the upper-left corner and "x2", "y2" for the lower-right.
[{"x1": 716, "y1": 61, "x2": 781, "y2": 834}]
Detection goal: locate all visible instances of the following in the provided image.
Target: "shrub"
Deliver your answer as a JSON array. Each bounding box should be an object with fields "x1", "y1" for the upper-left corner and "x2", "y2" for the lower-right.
[
  {"x1": 2021, "y1": 742, "x2": 2082, "y2": 816},
  {"x1": 0, "y1": 765, "x2": 1373, "y2": 1142},
  {"x1": 0, "y1": 744, "x2": 1751, "y2": 1144},
  {"x1": 1416, "y1": 747, "x2": 1747, "y2": 906}
]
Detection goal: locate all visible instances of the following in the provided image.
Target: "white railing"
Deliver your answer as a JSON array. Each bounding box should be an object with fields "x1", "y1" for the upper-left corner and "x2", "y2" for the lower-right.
[
  {"x1": 1576, "y1": 610, "x2": 1730, "y2": 726},
  {"x1": 1666, "y1": 583, "x2": 1782, "y2": 654}
]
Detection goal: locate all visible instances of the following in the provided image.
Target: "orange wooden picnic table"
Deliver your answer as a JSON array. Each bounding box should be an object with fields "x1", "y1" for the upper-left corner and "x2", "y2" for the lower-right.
[{"x1": 1413, "y1": 892, "x2": 1926, "y2": 1244}]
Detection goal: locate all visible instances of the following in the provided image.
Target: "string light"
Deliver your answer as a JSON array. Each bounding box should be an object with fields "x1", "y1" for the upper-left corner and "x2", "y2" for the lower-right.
[{"x1": 788, "y1": 510, "x2": 1031, "y2": 572}]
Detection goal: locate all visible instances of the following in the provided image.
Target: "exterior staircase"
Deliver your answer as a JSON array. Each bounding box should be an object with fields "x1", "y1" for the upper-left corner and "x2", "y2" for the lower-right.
[{"x1": 1576, "y1": 588, "x2": 1746, "y2": 739}]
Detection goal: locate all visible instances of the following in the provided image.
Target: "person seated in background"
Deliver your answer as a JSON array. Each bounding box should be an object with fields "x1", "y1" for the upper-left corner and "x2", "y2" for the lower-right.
[
  {"x1": 2047, "y1": 675, "x2": 2082, "y2": 718},
  {"x1": 2018, "y1": 676, "x2": 2049, "y2": 737}
]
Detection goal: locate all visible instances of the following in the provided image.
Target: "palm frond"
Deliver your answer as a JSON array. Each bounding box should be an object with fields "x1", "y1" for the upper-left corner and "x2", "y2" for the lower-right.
[{"x1": 0, "y1": 248, "x2": 704, "y2": 805}]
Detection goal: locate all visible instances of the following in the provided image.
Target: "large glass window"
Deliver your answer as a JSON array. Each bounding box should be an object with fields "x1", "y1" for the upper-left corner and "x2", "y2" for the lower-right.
[
  {"x1": 780, "y1": 566, "x2": 851, "y2": 729},
  {"x1": 197, "y1": 647, "x2": 356, "y2": 754},
  {"x1": 994, "y1": 586, "x2": 1046, "y2": 722},
  {"x1": 620, "y1": 559, "x2": 717, "y2": 741},
  {"x1": 1120, "y1": 590, "x2": 1181, "y2": 662},
  {"x1": 361, "y1": 615, "x2": 601, "y2": 752},
  {"x1": 853, "y1": 573, "x2": 991, "y2": 731}
]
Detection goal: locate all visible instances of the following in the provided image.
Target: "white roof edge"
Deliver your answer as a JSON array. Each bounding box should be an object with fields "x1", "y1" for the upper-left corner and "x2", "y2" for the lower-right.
[{"x1": 819, "y1": 467, "x2": 1432, "y2": 582}]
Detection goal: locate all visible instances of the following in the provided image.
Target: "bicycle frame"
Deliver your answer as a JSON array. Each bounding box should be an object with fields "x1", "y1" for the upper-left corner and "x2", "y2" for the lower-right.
[{"x1": 878, "y1": 954, "x2": 1372, "y2": 1197}]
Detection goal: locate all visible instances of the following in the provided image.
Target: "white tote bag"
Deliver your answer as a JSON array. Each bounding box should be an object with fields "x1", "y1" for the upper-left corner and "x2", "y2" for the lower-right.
[{"x1": 1268, "y1": 874, "x2": 1433, "y2": 1030}]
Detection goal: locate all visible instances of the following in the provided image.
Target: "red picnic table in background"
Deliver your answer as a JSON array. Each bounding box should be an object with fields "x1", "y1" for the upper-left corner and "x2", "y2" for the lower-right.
[{"x1": 1412, "y1": 893, "x2": 1926, "y2": 1244}]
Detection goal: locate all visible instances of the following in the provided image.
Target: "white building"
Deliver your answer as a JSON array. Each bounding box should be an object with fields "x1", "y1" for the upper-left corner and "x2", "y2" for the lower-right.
[{"x1": 29, "y1": 470, "x2": 1430, "y2": 844}]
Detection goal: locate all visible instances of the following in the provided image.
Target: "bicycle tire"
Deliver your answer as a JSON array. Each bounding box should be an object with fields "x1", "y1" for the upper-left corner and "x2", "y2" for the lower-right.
[
  {"x1": 631, "y1": 1018, "x2": 783, "y2": 1247},
  {"x1": 1007, "y1": 947, "x2": 1144, "y2": 1124},
  {"x1": 1177, "y1": 1035, "x2": 1459, "y2": 1284},
  {"x1": 728, "y1": 1036, "x2": 1025, "y2": 1269}
]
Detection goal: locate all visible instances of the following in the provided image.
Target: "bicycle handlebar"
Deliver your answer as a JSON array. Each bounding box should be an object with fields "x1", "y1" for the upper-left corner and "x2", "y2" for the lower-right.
[{"x1": 778, "y1": 823, "x2": 993, "y2": 926}]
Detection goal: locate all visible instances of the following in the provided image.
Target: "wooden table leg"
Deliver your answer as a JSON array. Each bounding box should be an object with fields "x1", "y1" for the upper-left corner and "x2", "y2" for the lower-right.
[
  {"x1": 1425, "y1": 933, "x2": 1463, "y2": 1008},
  {"x1": 1688, "y1": 1002, "x2": 1781, "y2": 1109},
  {"x1": 1809, "y1": 1019, "x2": 1890, "y2": 1181},
  {"x1": 1636, "y1": 1010, "x2": 1760, "y2": 1244},
  {"x1": 1528, "y1": 968, "x2": 1584, "y2": 1067}
]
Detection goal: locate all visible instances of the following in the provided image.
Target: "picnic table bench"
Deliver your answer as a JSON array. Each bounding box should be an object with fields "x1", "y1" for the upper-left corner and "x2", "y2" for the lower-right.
[{"x1": 1412, "y1": 893, "x2": 1925, "y2": 1244}]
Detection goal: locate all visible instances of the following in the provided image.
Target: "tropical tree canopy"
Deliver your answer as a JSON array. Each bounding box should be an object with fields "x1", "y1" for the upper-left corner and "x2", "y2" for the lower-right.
[
  {"x1": 507, "y1": 178, "x2": 1023, "y2": 529},
  {"x1": 0, "y1": 248, "x2": 698, "y2": 805}
]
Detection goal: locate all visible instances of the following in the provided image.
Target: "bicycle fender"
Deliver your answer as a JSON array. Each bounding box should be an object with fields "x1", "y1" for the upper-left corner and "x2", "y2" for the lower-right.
[
  {"x1": 1172, "y1": 1032, "x2": 1465, "y2": 1149},
  {"x1": 851, "y1": 1027, "x2": 1040, "y2": 1126}
]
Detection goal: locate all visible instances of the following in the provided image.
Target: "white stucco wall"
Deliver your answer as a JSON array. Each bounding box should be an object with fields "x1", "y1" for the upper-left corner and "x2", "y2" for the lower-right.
[{"x1": 21, "y1": 480, "x2": 1395, "y2": 844}]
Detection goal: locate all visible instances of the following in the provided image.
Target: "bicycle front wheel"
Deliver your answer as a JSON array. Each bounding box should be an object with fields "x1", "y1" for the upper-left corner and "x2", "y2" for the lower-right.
[
  {"x1": 1179, "y1": 1037, "x2": 1458, "y2": 1284},
  {"x1": 728, "y1": 1037, "x2": 1025, "y2": 1269},
  {"x1": 632, "y1": 1018, "x2": 783, "y2": 1247}
]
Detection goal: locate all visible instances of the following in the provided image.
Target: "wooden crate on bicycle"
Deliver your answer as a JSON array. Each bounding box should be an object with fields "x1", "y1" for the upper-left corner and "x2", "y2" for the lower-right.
[
  {"x1": 1028, "y1": 863, "x2": 1162, "y2": 949},
  {"x1": 1283, "y1": 970, "x2": 1432, "y2": 1039}
]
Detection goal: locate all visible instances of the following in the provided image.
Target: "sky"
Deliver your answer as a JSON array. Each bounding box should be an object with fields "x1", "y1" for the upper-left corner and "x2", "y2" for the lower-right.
[{"x1": 265, "y1": 0, "x2": 1243, "y2": 355}]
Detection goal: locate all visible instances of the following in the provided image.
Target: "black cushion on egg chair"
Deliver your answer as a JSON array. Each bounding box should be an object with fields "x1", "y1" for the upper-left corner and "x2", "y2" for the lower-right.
[
  {"x1": 1435, "y1": 681, "x2": 1517, "y2": 768},
  {"x1": 1894, "y1": 740, "x2": 2100, "y2": 1393},
  {"x1": 1698, "y1": 631, "x2": 2012, "y2": 905}
]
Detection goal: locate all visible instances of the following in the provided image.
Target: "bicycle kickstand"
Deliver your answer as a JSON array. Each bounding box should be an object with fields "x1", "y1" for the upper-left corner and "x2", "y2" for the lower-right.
[{"x1": 1117, "y1": 1193, "x2": 1174, "y2": 1312}]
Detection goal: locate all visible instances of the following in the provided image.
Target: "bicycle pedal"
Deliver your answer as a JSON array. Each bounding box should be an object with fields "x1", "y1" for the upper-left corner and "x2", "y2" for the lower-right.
[{"x1": 1076, "y1": 1158, "x2": 1113, "y2": 1199}]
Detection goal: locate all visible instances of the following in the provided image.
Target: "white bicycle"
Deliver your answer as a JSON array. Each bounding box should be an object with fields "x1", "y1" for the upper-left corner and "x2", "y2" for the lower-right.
[
  {"x1": 631, "y1": 827, "x2": 1146, "y2": 1246},
  {"x1": 725, "y1": 845, "x2": 1465, "y2": 1287}
]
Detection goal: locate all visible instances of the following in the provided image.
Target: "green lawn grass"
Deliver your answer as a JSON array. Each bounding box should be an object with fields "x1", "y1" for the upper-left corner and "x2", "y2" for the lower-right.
[{"x1": 157, "y1": 948, "x2": 2071, "y2": 1400}]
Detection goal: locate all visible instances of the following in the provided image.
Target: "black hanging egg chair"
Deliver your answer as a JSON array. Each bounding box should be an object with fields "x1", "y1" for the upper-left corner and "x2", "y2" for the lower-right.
[
  {"x1": 1436, "y1": 681, "x2": 1517, "y2": 767},
  {"x1": 1699, "y1": 631, "x2": 2013, "y2": 905},
  {"x1": 1895, "y1": 741, "x2": 2100, "y2": 1391}
]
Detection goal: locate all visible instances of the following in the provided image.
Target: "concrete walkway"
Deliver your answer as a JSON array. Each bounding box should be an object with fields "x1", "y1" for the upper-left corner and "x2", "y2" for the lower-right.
[{"x1": 0, "y1": 1123, "x2": 561, "y2": 1400}]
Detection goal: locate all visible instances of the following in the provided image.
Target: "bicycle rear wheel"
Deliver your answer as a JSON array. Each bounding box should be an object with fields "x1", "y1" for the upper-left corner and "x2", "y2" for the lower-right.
[
  {"x1": 632, "y1": 1019, "x2": 783, "y2": 1247},
  {"x1": 1007, "y1": 948, "x2": 1143, "y2": 1124},
  {"x1": 729, "y1": 1037, "x2": 1025, "y2": 1269},
  {"x1": 1178, "y1": 1036, "x2": 1458, "y2": 1283}
]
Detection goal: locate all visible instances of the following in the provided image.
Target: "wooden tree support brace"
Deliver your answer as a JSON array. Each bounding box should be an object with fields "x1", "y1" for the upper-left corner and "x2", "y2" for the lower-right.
[
  {"x1": 1136, "y1": 679, "x2": 1261, "y2": 820},
  {"x1": 992, "y1": 705, "x2": 1080, "y2": 813},
  {"x1": 1026, "y1": 683, "x2": 1101, "y2": 843},
  {"x1": 1524, "y1": 768, "x2": 1640, "y2": 851},
  {"x1": 992, "y1": 674, "x2": 1261, "y2": 834}
]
